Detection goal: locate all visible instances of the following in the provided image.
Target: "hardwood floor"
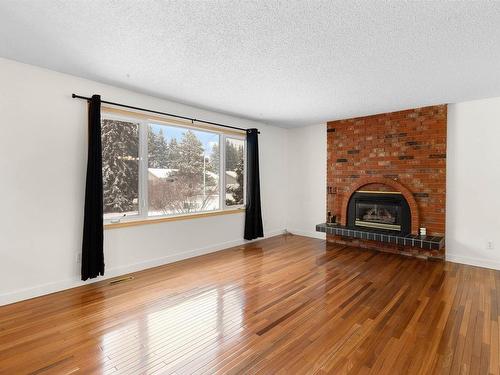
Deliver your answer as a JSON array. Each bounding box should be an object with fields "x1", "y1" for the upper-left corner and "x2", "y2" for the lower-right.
[{"x1": 1, "y1": 234, "x2": 499, "y2": 374}]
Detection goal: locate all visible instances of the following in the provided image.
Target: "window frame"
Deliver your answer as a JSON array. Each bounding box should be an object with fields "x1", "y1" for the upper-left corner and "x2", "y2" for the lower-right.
[{"x1": 101, "y1": 109, "x2": 246, "y2": 226}]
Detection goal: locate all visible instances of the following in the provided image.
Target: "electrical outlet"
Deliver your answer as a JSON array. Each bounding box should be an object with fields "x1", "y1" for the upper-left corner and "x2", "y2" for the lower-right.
[
  {"x1": 76, "y1": 253, "x2": 82, "y2": 264},
  {"x1": 487, "y1": 241, "x2": 494, "y2": 250}
]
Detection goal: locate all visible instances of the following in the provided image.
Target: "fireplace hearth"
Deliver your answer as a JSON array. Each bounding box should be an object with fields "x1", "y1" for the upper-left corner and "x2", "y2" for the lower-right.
[{"x1": 347, "y1": 191, "x2": 411, "y2": 236}]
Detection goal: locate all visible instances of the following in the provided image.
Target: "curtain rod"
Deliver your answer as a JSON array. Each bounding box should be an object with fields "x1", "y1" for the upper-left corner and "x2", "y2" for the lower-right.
[{"x1": 72, "y1": 94, "x2": 259, "y2": 134}]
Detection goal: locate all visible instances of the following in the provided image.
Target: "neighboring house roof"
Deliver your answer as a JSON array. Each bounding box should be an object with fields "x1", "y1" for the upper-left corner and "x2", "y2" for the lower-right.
[
  {"x1": 207, "y1": 170, "x2": 239, "y2": 184},
  {"x1": 148, "y1": 168, "x2": 239, "y2": 184},
  {"x1": 148, "y1": 168, "x2": 178, "y2": 179}
]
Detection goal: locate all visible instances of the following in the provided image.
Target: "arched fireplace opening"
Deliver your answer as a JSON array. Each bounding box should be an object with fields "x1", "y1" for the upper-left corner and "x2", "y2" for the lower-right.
[
  {"x1": 339, "y1": 177, "x2": 420, "y2": 235},
  {"x1": 347, "y1": 191, "x2": 411, "y2": 236}
]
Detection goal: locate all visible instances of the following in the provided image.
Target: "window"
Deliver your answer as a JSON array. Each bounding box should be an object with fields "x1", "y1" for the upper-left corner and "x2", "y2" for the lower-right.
[
  {"x1": 147, "y1": 123, "x2": 220, "y2": 216},
  {"x1": 101, "y1": 111, "x2": 246, "y2": 223}
]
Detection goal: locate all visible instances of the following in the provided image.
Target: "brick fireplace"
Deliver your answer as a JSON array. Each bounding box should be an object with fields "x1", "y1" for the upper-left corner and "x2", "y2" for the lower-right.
[{"x1": 325, "y1": 105, "x2": 447, "y2": 258}]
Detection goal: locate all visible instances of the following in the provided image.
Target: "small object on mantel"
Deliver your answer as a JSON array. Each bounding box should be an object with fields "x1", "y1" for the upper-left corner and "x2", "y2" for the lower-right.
[{"x1": 326, "y1": 211, "x2": 337, "y2": 225}]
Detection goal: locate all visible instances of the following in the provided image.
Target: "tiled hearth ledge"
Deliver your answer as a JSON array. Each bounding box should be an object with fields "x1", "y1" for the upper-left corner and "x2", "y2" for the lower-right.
[{"x1": 316, "y1": 223, "x2": 445, "y2": 251}]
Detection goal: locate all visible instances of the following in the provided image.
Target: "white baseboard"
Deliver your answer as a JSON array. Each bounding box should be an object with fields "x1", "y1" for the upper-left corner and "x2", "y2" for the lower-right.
[
  {"x1": 0, "y1": 229, "x2": 286, "y2": 306},
  {"x1": 446, "y1": 254, "x2": 500, "y2": 271},
  {"x1": 287, "y1": 228, "x2": 326, "y2": 240}
]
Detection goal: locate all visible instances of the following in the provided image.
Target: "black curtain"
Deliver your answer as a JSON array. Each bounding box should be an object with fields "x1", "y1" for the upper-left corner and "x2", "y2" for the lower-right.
[
  {"x1": 81, "y1": 95, "x2": 105, "y2": 280},
  {"x1": 244, "y1": 129, "x2": 264, "y2": 240}
]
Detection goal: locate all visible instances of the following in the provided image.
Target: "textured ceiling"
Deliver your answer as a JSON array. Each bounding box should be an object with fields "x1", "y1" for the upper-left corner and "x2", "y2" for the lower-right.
[{"x1": 1, "y1": 1, "x2": 500, "y2": 127}]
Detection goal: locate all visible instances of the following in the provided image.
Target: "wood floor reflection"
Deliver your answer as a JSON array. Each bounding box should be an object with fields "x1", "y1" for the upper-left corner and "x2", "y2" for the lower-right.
[{"x1": 0, "y1": 234, "x2": 498, "y2": 374}]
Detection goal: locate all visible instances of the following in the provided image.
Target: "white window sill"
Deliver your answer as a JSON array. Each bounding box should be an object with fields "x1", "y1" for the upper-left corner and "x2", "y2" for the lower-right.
[{"x1": 104, "y1": 208, "x2": 245, "y2": 229}]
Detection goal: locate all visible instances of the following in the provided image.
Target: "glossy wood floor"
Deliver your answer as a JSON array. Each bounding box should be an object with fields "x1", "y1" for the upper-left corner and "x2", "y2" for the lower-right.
[{"x1": 1, "y1": 234, "x2": 499, "y2": 374}]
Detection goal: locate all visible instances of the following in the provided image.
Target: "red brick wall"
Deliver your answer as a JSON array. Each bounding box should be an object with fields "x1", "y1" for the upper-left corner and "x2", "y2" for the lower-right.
[{"x1": 327, "y1": 105, "x2": 447, "y2": 258}]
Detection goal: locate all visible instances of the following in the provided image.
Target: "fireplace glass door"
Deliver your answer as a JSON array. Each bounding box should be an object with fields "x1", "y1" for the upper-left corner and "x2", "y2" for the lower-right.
[
  {"x1": 354, "y1": 201, "x2": 401, "y2": 231},
  {"x1": 347, "y1": 191, "x2": 411, "y2": 235}
]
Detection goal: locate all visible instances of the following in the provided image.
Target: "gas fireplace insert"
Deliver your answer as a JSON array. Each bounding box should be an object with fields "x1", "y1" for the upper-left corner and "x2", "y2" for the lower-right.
[{"x1": 347, "y1": 191, "x2": 411, "y2": 235}]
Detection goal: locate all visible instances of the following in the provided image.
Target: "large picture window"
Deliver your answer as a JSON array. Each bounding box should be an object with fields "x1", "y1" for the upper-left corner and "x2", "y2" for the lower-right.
[{"x1": 101, "y1": 111, "x2": 245, "y2": 223}]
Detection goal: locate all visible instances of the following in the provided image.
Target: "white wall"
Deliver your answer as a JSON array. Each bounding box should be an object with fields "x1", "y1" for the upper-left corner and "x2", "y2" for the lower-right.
[
  {"x1": 0, "y1": 58, "x2": 287, "y2": 305},
  {"x1": 286, "y1": 124, "x2": 327, "y2": 239},
  {"x1": 446, "y1": 98, "x2": 500, "y2": 270}
]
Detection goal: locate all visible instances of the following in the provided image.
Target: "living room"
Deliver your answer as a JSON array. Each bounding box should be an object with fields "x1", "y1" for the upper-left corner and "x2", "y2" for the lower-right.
[{"x1": 1, "y1": 1, "x2": 500, "y2": 373}]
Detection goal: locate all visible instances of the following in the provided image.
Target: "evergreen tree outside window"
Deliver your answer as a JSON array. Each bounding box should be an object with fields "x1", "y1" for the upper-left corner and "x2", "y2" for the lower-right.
[
  {"x1": 101, "y1": 118, "x2": 139, "y2": 219},
  {"x1": 225, "y1": 138, "x2": 245, "y2": 206},
  {"x1": 101, "y1": 112, "x2": 245, "y2": 223}
]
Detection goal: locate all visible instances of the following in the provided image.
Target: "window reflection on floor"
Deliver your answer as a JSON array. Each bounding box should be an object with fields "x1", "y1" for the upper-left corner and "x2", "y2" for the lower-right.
[{"x1": 98, "y1": 284, "x2": 244, "y2": 372}]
